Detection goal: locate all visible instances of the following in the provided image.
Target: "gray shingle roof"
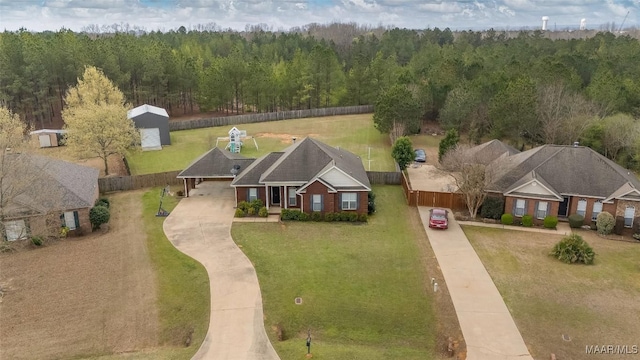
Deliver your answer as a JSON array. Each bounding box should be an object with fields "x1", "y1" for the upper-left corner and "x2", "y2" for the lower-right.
[
  {"x1": 178, "y1": 147, "x2": 255, "y2": 178},
  {"x1": 231, "y1": 152, "x2": 283, "y2": 186},
  {"x1": 469, "y1": 139, "x2": 520, "y2": 165},
  {"x1": 490, "y1": 144, "x2": 640, "y2": 198}
]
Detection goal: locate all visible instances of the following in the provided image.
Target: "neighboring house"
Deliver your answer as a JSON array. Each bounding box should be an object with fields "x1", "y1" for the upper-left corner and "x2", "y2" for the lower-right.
[
  {"x1": 179, "y1": 137, "x2": 372, "y2": 215},
  {"x1": 480, "y1": 141, "x2": 640, "y2": 227},
  {"x1": 2, "y1": 154, "x2": 100, "y2": 241},
  {"x1": 127, "y1": 104, "x2": 171, "y2": 150},
  {"x1": 470, "y1": 139, "x2": 520, "y2": 165}
]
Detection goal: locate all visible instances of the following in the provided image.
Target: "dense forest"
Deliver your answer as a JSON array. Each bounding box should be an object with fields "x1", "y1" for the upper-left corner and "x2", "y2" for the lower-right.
[{"x1": 1, "y1": 24, "x2": 640, "y2": 161}]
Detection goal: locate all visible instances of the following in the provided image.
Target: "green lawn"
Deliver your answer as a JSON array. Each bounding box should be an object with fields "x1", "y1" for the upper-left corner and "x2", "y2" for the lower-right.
[
  {"x1": 465, "y1": 226, "x2": 640, "y2": 360},
  {"x1": 126, "y1": 114, "x2": 394, "y2": 175},
  {"x1": 231, "y1": 186, "x2": 436, "y2": 359}
]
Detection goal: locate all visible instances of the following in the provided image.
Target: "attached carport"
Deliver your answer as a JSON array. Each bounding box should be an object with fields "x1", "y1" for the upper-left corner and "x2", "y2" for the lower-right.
[{"x1": 177, "y1": 147, "x2": 255, "y2": 197}]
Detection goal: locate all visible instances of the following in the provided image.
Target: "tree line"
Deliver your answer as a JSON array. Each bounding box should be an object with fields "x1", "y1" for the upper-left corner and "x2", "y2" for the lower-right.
[{"x1": 1, "y1": 25, "x2": 640, "y2": 164}]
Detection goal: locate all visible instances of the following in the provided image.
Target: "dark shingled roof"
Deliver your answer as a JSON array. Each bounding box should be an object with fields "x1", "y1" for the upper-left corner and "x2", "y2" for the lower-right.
[
  {"x1": 490, "y1": 145, "x2": 640, "y2": 198},
  {"x1": 231, "y1": 152, "x2": 283, "y2": 186},
  {"x1": 178, "y1": 147, "x2": 255, "y2": 178},
  {"x1": 469, "y1": 139, "x2": 520, "y2": 165}
]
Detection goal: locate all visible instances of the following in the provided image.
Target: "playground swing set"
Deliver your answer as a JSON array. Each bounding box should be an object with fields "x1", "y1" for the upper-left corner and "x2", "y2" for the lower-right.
[{"x1": 215, "y1": 126, "x2": 259, "y2": 153}]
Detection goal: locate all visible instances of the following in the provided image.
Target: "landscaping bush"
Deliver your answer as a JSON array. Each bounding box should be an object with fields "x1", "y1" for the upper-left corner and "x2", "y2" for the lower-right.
[
  {"x1": 521, "y1": 214, "x2": 533, "y2": 227},
  {"x1": 338, "y1": 212, "x2": 351, "y2": 221},
  {"x1": 368, "y1": 191, "x2": 376, "y2": 215},
  {"x1": 90, "y1": 205, "x2": 110, "y2": 230},
  {"x1": 348, "y1": 212, "x2": 358, "y2": 222},
  {"x1": 60, "y1": 226, "x2": 70, "y2": 238},
  {"x1": 247, "y1": 207, "x2": 256, "y2": 216},
  {"x1": 614, "y1": 216, "x2": 624, "y2": 235},
  {"x1": 249, "y1": 199, "x2": 264, "y2": 214},
  {"x1": 324, "y1": 212, "x2": 335, "y2": 222},
  {"x1": 176, "y1": 190, "x2": 184, "y2": 197},
  {"x1": 95, "y1": 197, "x2": 110, "y2": 209},
  {"x1": 299, "y1": 212, "x2": 310, "y2": 221},
  {"x1": 596, "y1": 211, "x2": 614, "y2": 235},
  {"x1": 281, "y1": 209, "x2": 302, "y2": 221},
  {"x1": 358, "y1": 213, "x2": 368, "y2": 222},
  {"x1": 480, "y1": 196, "x2": 504, "y2": 220},
  {"x1": 238, "y1": 201, "x2": 250, "y2": 212},
  {"x1": 568, "y1": 214, "x2": 585, "y2": 228},
  {"x1": 31, "y1": 236, "x2": 43, "y2": 246},
  {"x1": 258, "y1": 207, "x2": 268, "y2": 217},
  {"x1": 550, "y1": 233, "x2": 596, "y2": 265},
  {"x1": 235, "y1": 208, "x2": 245, "y2": 218},
  {"x1": 501, "y1": 213, "x2": 514, "y2": 225},
  {"x1": 543, "y1": 216, "x2": 558, "y2": 229},
  {"x1": 311, "y1": 212, "x2": 323, "y2": 222}
]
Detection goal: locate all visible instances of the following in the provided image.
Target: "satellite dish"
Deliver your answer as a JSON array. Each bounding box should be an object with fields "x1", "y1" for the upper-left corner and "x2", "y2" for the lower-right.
[{"x1": 230, "y1": 164, "x2": 241, "y2": 176}]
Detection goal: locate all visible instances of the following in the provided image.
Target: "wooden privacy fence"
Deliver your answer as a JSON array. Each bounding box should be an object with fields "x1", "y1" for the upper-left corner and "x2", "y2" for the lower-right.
[
  {"x1": 168, "y1": 105, "x2": 374, "y2": 131},
  {"x1": 98, "y1": 170, "x2": 182, "y2": 193},
  {"x1": 366, "y1": 171, "x2": 401, "y2": 185},
  {"x1": 401, "y1": 171, "x2": 466, "y2": 210}
]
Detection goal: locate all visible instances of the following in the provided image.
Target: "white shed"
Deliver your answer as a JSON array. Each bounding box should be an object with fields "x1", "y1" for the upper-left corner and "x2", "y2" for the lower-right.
[{"x1": 29, "y1": 129, "x2": 67, "y2": 148}]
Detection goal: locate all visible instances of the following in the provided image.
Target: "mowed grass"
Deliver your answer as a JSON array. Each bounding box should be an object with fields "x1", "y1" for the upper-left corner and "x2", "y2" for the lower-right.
[
  {"x1": 138, "y1": 188, "x2": 210, "y2": 358},
  {"x1": 126, "y1": 114, "x2": 394, "y2": 174},
  {"x1": 231, "y1": 186, "x2": 436, "y2": 359},
  {"x1": 465, "y1": 226, "x2": 640, "y2": 360}
]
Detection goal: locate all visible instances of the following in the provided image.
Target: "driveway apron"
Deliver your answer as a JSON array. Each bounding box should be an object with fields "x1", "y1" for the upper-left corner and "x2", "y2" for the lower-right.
[
  {"x1": 163, "y1": 182, "x2": 280, "y2": 360},
  {"x1": 419, "y1": 207, "x2": 533, "y2": 360}
]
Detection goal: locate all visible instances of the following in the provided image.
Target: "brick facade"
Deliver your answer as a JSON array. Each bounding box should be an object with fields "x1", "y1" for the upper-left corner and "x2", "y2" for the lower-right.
[
  {"x1": 301, "y1": 181, "x2": 368, "y2": 215},
  {"x1": 615, "y1": 199, "x2": 640, "y2": 229},
  {"x1": 504, "y1": 196, "x2": 560, "y2": 225},
  {"x1": 236, "y1": 186, "x2": 267, "y2": 204}
]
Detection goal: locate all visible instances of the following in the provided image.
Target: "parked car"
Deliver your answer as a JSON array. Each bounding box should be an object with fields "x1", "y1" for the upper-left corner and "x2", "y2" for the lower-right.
[
  {"x1": 414, "y1": 148, "x2": 426, "y2": 162},
  {"x1": 429, "y1": 208, "x2": 449, "y2": 229}
]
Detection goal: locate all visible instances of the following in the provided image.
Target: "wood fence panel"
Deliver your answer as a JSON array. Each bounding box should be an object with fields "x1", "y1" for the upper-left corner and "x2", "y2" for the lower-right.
[
  {"x1": 98, "y1": 170, "x2": 182, "y2": 193},
  {"x1": 366, "y1": 171, "x2": 401, "y2": 185}
]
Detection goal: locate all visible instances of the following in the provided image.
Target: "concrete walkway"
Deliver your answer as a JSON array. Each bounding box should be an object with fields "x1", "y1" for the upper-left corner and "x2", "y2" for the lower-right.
[
  {"x1": 418, "y1": 207, "x2": 534, "y2": 360},
  {"x1": 458, "y1": 219, "x2": 572, "y2": 235},
  {"x1": 163, "y1": 182, "x2": 280, "y2": 360}
]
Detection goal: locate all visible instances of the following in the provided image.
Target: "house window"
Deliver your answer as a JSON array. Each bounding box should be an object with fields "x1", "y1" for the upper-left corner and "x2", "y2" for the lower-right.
[
  {"x1": 62, "y1": 211, "x2": 79, "y2": 230},
  {"x1": 288, "y1": 188, "x2": 297, "y2": 206},
  {"x1": 514, "y1": 199, "x2": 526, "y2": 216},
  {"x1": 248, "y1": 188, "x2": 258, "y2": 202},
  {"x1": 576, "y1": 198, "x2": 587, "y2": 217},
  {"x1": 312, "y1": 195, "x2": 322, "y2": 212},
  {"x1": 341, "y1": 193, "x2": 358, "y2": 210},
  {"x1": 536, "y1": 201, "x2": 548, "y2": 219},
  {"x1": 624, "y1": 206, "x2": 635, "y2": 228},
  {"x1": 591, "y1": 201, "x2": 603, "y2": 221},
  {"x1": 4, "y1": 219, "x2": 27, "y2": 241}
]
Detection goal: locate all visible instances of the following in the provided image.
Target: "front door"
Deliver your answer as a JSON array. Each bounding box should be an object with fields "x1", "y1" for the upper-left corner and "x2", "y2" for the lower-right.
[
  {"x1": 558, "y1": 196, "x2": 570, "y2": 217},
  {"x1": 271, "y1": 186, "x2": 280, "y2": 205}
]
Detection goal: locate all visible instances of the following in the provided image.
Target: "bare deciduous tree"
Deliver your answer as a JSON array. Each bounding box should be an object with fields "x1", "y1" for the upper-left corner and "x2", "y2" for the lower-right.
[
  {"x1": 440, "y1": 144, "x2": 505, "y2": 218},
  {"x1": 602, "y1": 114, "x2": 640, "y2": 161}
]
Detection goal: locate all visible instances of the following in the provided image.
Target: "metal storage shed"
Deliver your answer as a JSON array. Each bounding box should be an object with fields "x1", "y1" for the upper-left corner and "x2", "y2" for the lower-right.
[{"x1": 127, "y1": 104, "x2": 171, "y2": 151}]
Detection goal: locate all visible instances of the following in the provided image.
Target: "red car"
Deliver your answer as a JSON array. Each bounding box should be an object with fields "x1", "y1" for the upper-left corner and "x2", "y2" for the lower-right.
[{"x1": 429, "y1": 208, "x2": 449, "y2": 229}]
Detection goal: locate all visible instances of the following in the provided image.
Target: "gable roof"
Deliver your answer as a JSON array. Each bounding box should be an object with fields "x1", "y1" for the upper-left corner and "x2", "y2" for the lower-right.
[
  {"x1": 490, "y1": 144, "x2": 640, "y2": 199},
  {"x1": 178, "y1": 147, "x2": 255, "y2": 178},
  {"x1": 231, "y1": 152, "x2": 283, "y2": 186},
  {"x1": 468, "y1": 139, "x2": 520, "y2": 165},
  {"x1": 127, "y1": 104, "x2": 169, "y2": 119}
]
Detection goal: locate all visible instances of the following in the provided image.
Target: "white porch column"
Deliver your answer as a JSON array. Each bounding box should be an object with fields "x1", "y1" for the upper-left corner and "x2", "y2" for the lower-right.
[
  {"x1": 183, "y1": 179, "x2": 188, "y2": 198},
  {"x1": 233, "y1": 186, "x2": 238, "y2": 208},
  {"x1": 265, "y1": 184, "x2": 270, "y2": 210},
  {"x1": 284, "y1": 186, "x2": 288, "y2": 209}
]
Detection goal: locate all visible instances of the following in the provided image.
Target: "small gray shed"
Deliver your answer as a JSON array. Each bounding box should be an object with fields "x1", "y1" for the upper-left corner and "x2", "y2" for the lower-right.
[{"x1": 127, "y1": 104, "x2": 171, "y2": 150}]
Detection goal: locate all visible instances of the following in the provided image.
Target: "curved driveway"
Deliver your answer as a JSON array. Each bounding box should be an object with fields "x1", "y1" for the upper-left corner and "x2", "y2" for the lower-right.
[{"x1": 163, "y1": 182, "x2": 280, "y2": 360}]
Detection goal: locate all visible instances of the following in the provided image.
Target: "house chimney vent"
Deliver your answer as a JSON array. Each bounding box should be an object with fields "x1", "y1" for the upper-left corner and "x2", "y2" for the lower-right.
[
  {"x1": 292, "y1": 137, "x2": 297, "y2": 144},
  {"x1": 573, "y1": 141, "x2": 579, "y2": 147}
]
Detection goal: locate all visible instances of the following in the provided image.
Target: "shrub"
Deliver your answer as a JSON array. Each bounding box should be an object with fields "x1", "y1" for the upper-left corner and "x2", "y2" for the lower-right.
[
  {"x1": 438, "y1": 128, "x2": 460, "y2": 163},
  {"x1": 348, "y1": 212, "x2": 358, "y2": 222},
  {"x1": 501, "y1": 213, "x2": 514, "y2": 225},
  {"x1": 391, "y1": 136, "x2": 414, "y2": 170},
  {"x1": 176, "y1": 190, "x2": 184, "y2": 197},
  {"x1": 550, "y1": 233, "x2": 596, "y2": 265},
  {"x1": 568, "y1": 214, "x2": 584, "y2": 228},
  {"x1": 339, "y1": 212, "x2": 351, "y2": 222},
  {"x1": 247, "y1": 207, "x2": 256, "y2": 216},
  {"x1": 521, "y1": 214, "x2": 533, "y2": 227},
  {"x1": 258, "y1": 207, "x2": 269, "y2": 217},
  {"x1": 234, "y1": 208, "x2": 245, "y2": 218},
  {"x1": 324, "y1": 212, "x2": 335, "y2": 222},
  {"x1": 60, "y1": 226, "x2": 70, "y2": 238},
  {"x1": 250, "y1": 199, "x2": 264, "y2": 214},
  {"x1": 31, "y1": 236, "x2": 43, "y2": 246},
  {"x1": 299, "y1": 212, "x2": 310, "y2": 221},
  {"x1": 281, "y1": 209, "x2": 302, "y2": 221},
  {"x1": 367, "y1": 191, "x2": 376, "y2": 215},
  {"x1": 614, "y1": 216, "x2": 624, "y2": 235},
  {"x1": 543, "y1": 216, "x2": 558, "y2": 229},
  {"x1": 358, "y1": 213, "x2": 368, "y2": 222},
  {"x1": 238, "y1": 201, "x2": 250, "y2": 212},
  {"x1": 311, "y1": 212, "x2": 323, "y2": 222},
  {"x1": 89, "y1": 205, "x2": 110, "y2": 230},
  {"x1": 596, "y1": 211, "x2": 614, "y2": 235},
  {"x1": 95, "y1": 197, "x2": 110, "y2": 209},
  {"x1": 480, "y1": 197, "x2": 504, "y2": 220}
]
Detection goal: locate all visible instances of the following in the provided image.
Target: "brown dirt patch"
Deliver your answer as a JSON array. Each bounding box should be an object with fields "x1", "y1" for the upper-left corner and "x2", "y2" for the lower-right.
[
  {"x1": 408, "y1": 207, "x2": 466, "y2": 358},
  {"x1": 254, "y1": 132, "x2": 320, "y2": 143},
  {"x1": 0, "y1": 191, "x2": 158, "y2": 359},
  {"x1": 407, "y1": 164, "x2": 458, "y2": 192},
  {"x1": 76, "y1": 154, "x2": 128, "y2": 177}
]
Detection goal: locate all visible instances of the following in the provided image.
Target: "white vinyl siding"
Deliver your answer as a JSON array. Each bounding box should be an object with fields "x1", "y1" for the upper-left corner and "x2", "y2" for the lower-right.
[
  {"x1": 624, "y1": 206, "x2": 635, "y2": 228},
  {"x1": 288, "y1": 188, "x2": 297, "y2": 206},
  {"x1": 576, "y1": 199, "x2": 587, "y2": 217},
  {"x1": 312, "y1": 195, "x2": 322, "y2": 212},
  {"x1": 515, "y1": 199, "x2": 526, "y2": 216},
  {"x1": 4, "y1": 220, "x2": 27, "y2": 241},
  {"x1": 248, "y1": 188, "x2": 258, "y2": 202},
  {"x1": 536, "y1": 201, "x2": 548, "y2": 219},
  {"x1": 341, "y1": 193, "x2": 358, "y2": 210},
  {"x1": 591, "y1": 201, "x2": 603, "y2": 221}
]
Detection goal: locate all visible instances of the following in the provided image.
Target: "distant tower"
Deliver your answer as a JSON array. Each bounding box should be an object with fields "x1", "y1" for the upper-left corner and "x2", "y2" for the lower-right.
[
  {"x1": 580, "y1": 18, "x2": 587, "y2": 30},
  {"x1": 542, "y1": 16, "x2": 549, "y2": 31}
]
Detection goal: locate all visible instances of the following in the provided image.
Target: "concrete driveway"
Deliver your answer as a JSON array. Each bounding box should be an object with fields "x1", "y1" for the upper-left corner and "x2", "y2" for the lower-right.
[
  {"x1": 163, "y1": 181, "x2": 280, "y2": 360},
  {"x1": 419, "y1": 207, "x2": 533, "y2": 360}
]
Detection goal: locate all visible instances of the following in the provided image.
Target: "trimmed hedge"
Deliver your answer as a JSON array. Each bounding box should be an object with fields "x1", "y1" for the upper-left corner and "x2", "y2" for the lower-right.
[
  {"x1": 521, "y1": 214, "x2": 533, "y2": 227},
  {"x1": 501, "y1": 213, "x2": 514, "y2": 225},
  {"x1": 543, "y1": 216, "x2": 558, "y2": 229},
  {"x1": 95, "y1": 197, "x2": 110, "y2": 209},
  {"x1": 596, "y1": 211, "x2": 614, "y2": 235},
  {"x1": 568, "y1": 214, "x2": 584, "y2": 228},
  {"x1": 89, "y1": 205, "x2": 110, "y2": 230},
  {"x1": 281, "y1": 209, "x2": 367, "y2": 222},
  {"x1": 480, "y1": 197, "x2": 505, "y2": 220}
]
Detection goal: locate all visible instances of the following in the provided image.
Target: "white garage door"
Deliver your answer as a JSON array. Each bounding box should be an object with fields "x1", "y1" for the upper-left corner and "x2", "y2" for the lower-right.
[
  {"x1": 39, "y1": 134, "x2": 52, "y2": 147},
  {"x1": 140, "y1": 128, "x2": 162, "y2": 151},
  {"x1": 4, "y1": 220, "x2": 27, "y2": 241}
]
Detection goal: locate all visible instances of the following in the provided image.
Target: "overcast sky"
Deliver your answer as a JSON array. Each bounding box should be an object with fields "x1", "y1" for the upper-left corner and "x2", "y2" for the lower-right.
[{"x1": 0, "y1": 0, "x2": 639, "y2": 33}]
